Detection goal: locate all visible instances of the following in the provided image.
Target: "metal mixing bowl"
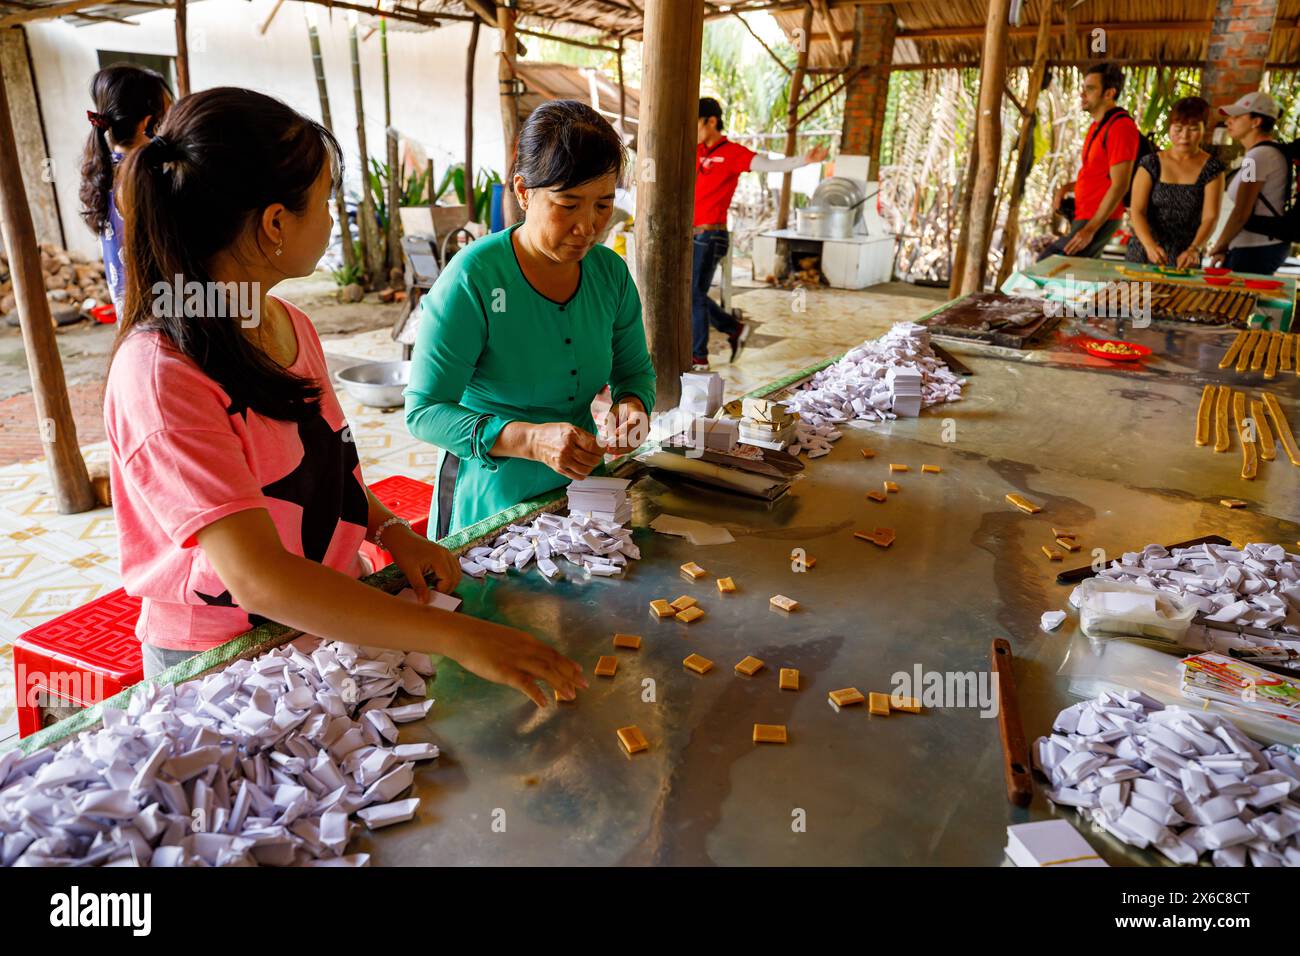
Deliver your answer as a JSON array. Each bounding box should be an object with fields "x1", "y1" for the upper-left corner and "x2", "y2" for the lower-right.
[{"x1": 335, "y1": 360, "x2": 410, "y2": 408}]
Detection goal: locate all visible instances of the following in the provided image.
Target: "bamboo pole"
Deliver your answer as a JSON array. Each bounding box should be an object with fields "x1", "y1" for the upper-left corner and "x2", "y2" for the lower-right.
[
  {"x1": 0, "y1": 68, "x2": 95, "y2": 514},
  {"x1": 635, "y1": 0, "x2": 706, "y2": 410},
  {"x1": 948, "y1": 125, "x2": 978, "y2": 297},
  {"x1": 960, "y1": 0, "x2": 1012, "y2": 295},
  {"x1": 498, "y1": 4, "x2": 522, "y2": 227},
  {"x1": 466, "y1": 18, "x2": 481, "y2": 222},
  {"x1": 175, "y1": 0, "x2": 190, "y2": 97},
  {"x1": 777, "y1": 3, "x2": 814, "y2": 231},
  {"x1": 307, "y1": 15, "x2": 355, "y2": 272},
  {"x1": 995, "y1": 0, "x2": 1052, "y2": 288},
  {"x1": 381, "y1": 19, "x2": 401, "y2": 279},
  {"x1": 617, "y1": 36, "x2": 627, "y2": 143},
  {"x1": 350, "y1": 17, "x2": 385, "y2": 287}
]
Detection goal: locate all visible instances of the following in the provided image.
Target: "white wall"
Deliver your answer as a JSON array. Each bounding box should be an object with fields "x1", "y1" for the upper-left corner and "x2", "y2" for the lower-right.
[{"x1": 26, "y1": 0, "x2": 505, "y2": 258}]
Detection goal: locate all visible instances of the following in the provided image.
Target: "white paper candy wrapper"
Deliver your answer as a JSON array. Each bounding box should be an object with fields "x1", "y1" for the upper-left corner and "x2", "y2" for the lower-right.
[
  {"x1": 780, "y1": 323, "x2": 965, "y2": 430},
  {"x1": 1035, "y1": 689, "x2": 1300, "y2": 867},
  {"x1": 459, "y1": 511, "x2": 639, "y2": 582},
  {"x1": 0, "y1": 638, "x2": 439, "y2": 867}
]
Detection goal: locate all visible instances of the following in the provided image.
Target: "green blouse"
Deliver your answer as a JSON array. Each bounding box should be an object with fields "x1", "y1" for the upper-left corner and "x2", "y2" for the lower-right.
[{"x1": 404, "y1": 225, "x2": 656, "y2": 536}]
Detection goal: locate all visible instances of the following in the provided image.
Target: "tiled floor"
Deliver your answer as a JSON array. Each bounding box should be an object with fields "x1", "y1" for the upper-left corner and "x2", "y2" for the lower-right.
[{"x1": 0, "y1": 281, "x2": 941, "y2": 746}]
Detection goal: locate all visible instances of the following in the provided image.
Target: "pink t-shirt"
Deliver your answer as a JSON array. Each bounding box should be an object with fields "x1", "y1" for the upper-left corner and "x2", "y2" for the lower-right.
[{"x1": 104, "y1": 297, "x2": 369, "y2": 651}]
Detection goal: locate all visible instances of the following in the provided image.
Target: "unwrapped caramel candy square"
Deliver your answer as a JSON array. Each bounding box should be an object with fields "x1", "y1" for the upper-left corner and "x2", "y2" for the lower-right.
[
  {"x1": 1220, "y1": 498, "x2": 1247, "y2": 509},
  {"x1": 676, "y1": 606, "x2": 704, "y2": 623},
  {"x1": 717, "y1": 576, "x2": 736, "y2": 593},
  {"x1": 752, "y1": 723, "x2": 788, "y2": 744},
  {"x1": 1055, "y1": 537, "x2": 1080, "y2": 552},
  {"x1": 769, "y1": 594, "x2": 799, "y2": 612},
  {"x1": 866, "y1": 490, "x2": 888, "y2": 503},
  {"x1": 891, "y1": 695, "x2": 922, "y2": 714},
  {"x1": 1041, "y1": 546, "x2": 1064, "y2": 561},
  {"x1": 868, "y1": 692, "x2": 891, "y2": 716},
  {"x1": 613, "y1": 634, "x2": 641, "y2": 650},
  {"x1": 889, "y1": 463, "x2": 910, "y2": 473},
  {"x1": 617, "y1": 726, "x2": 648, "y2": 754},
  {"x1": 650, "y1": 599, "x2": 676, "y2": 618},
  {"x1": 860, "y1": 448, "x2": 876, "y2": 459},
  {"x1": 734, "y1": 655, "x2": 765, "y2": 676},
  {"x1": 883, "y1": 480, "x2": 899, "y2": 493},
  {"x1": 829, "y1": 687, "x2": 865, "y2": 708},
  {"x1": 921, "y1": 464, "x2": 941, "y2": 474},
  {"x1": 680, "y1": 562, "x2": 707, "y2": 580},
  {"x1": 594, "y1": 655, "x2": 618, "y2": 677},
  {"x1": 779, "y1": 668, "x2": 799, "y2": 691},
  {"x1": 670, "y1": 595, "x2": 698, "y2": 611},
  {"x1": 1005, "y1": 493, "x2": 1042, "y2": 514},
  {"x1": 683, "y1": 653, "x2": 713, "y2": 674}
]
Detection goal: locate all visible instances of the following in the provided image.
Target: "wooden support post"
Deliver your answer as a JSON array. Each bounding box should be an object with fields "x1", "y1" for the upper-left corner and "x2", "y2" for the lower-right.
[
  {"x1": 350, "y1": 17, "x2": 385, "y2": 287},
  {"x1": 617, "y1": 36, "x2": 627, "y2": 143},
  {"x1": 812, "y1": 0, "x2": 846, "y2": 69},
  {"x1": 307, "y1": 15, "x2": 355, "y2": 272},
  {"x1": 0, "y1": 68, "x2": 95, "y2": 514},
  {"x1": 466, "y1": 19, "x2": 480, "y2": 221},
  {"x1": 175, "y1": 0, "x2": 190, "y2": 97},
  {"x1": 960, "y1": 0, "x2": 1011, "y2": 295},
  {"x1": 777, "y1": 3, "x2": 814, "y2": 231},
  {"x1": 498, "y1": 4, "x2": 522, "y2": 227},
  {"x1": 635, "y1": 0, "x2": 705, "y2": 411},
  {"x1": 949, "y1": 126, "x2": 978, "y2": 297},
  {"x1": 995, "y1": 0, "x2": 1052, "y2": 288},
  {"x1": 381, "y1": 19, "x2": 401, "y2": 280}
]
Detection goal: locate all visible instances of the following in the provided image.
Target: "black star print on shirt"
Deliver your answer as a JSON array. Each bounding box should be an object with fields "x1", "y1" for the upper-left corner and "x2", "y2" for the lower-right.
[{"x1": 195, "y1": 408, "x2": 369, "y2": 616}]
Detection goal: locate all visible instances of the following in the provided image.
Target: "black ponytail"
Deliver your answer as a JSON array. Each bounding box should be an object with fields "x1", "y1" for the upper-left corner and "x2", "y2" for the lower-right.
[
  {"x1": 114, "y1": 87, "x2": 341, "y2": 423},
  {"x1": 78, "y1": 64, "x2": 171, "y2": 234}
]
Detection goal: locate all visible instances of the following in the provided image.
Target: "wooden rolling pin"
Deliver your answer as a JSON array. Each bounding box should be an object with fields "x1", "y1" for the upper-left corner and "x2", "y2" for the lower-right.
[{"x1": 991, "y1": 638, "x2": 1033, "y2": 807}]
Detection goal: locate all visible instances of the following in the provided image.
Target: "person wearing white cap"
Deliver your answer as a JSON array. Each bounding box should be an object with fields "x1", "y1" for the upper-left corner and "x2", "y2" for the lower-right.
[{"x1": 1207, "y1": 91, "x2": 1291, "y2": 275}]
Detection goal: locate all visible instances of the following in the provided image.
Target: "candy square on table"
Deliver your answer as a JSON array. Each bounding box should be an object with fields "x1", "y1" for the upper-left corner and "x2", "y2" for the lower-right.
[
  {"x1": 770, "y1": 594, "x2": 799, "y2": 612},
  {"x1": 866, "y1": 490, "x2": 888, "y2": 503},
  {"x1": 1056, "y1": 537, "x2": 1081, "y2": 552},
  {"x1": 891, "y1": 695, "x2": 922, "y2": 714},
  {"x1": 717, "y1": 576, "x2": 736, "y2": 593},
  {"x1": 829, "y1": 687, "x2": 864, "y2": 708},
  {"x1": 889, "y1": 463, "x2": 910, "y2": 473},
  {"x1": 1041, "y1": 546, "x2": 1064, "y2": 562},
  {"x1": 650, "y1": 599, "x2": 676, "y2": 618},
  {"x1": 1220, "y1": 498, "x2": 1247, "y2": 509},
  {"x1": 868, "y1": 692, "x2": 891, "y2": 716},
  {"x1": 1006, "y1": 493, "x2": 1042, "y2": 514},
  {"x1": 734, "y1": 655, "x2": 765, "y2": 676},
  {"x1": 595, "y1": 655, "x2": 618, "y2": 677},
  {"x1": 613, "y1": 634, "x2": 641, "y2": 650},
  {"x1": 680, "y1": 562, "x2": 707, "y2": 580},
  {"x1": 921, "y1": 464, "x2": 942, "y2": 474},
  {"x1": 554, "y1": 687, "x2": 576, "y2": 703},
  {"x1": 884, "y1": 481, "x2": 900, "y2": 493},
  {"x1": 617, "y1": 726, "x2": 648, "y2": 755},
  {"x1": 671, "y1": 595, "x2": 698, "y2": 611},
  {"x1": 753, "y1": 724, "x2": 788, "y2": 744},
  {"x1": 683, "y1": 653, "x2": 713, "y2": 675},
  {"x1": 779, "y1": 668, "x2": 799, "y2": 691},
  {"x1": 676, "y1": 606, "x2": 705, "y2": 623},
  {"x1": 860, "y1": 448, "x2": 876, "y2": 459},
  {"x1": 1052, "y1": 528, "x2": 1075, "y2": 539}
]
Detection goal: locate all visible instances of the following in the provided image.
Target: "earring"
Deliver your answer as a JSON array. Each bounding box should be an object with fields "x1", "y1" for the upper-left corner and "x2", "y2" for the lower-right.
[{"x1": 275, "y1": 244, "x2": 283, "y2": 257}]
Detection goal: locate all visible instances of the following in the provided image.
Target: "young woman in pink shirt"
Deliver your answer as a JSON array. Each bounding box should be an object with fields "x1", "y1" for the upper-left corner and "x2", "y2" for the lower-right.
[{"x1": 105, "y1": 87, "x2": 584, "y2": 706}]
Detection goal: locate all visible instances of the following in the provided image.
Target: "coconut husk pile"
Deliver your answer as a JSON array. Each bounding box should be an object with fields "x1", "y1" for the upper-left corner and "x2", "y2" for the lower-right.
[{"x1": 0, "y1": 242, "x2": 111, "y2": 327}]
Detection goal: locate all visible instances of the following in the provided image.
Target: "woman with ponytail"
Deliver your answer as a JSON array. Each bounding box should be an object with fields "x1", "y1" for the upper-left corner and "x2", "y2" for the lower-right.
[
  {"x1": 106, "y1": 87, "x2": 584, "y2": 708},
  {"x1": 78, "y1": 64, "x2": 172, "y2": 317}
]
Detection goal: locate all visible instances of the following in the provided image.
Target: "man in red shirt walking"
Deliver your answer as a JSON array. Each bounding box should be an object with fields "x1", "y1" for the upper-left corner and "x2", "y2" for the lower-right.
[
  {"x1": 693, "y1": 97, "x2": 828, "y2": 369},
  {"x1": 1038, "y1": 63, "x2": 1140, "y2": 261}
]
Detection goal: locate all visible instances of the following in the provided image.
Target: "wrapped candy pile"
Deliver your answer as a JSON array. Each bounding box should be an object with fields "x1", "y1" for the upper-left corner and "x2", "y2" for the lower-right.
[
  {"x1": 459, "y1": 511, "x2": 640, "y2": 582},
  {"x1": 0, "y1": 639, "x2": 439, "y2": 867},
  {"x1": 781, "y1": 323, "x2": 965, "y2": 428},
  {"x1": 1036, "y1": 689, "x2": 1300, "y2": 867}
]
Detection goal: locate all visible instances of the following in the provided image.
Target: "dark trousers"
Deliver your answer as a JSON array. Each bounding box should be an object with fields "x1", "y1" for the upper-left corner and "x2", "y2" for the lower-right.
[
  {"x1": 691, "y1": 229, "x2": 739, "y2": 358},
  {"x1": 1036, "y1": 218, "x2": 1121, "y2": 262},
  {"x1": 1224, "y1": 242, "x2": 1290, "y2": 277}
]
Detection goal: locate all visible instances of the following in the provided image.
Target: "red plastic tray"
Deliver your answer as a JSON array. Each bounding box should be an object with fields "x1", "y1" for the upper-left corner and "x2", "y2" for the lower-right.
[{"x1": 1081, "y1": 338, "x2": 1152, "y2": 362}]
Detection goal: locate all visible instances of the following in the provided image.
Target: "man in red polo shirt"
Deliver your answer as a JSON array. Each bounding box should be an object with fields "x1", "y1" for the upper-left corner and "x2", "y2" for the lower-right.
[
  {"x1": 1038, "y1": 63, "x2": 1139, "y2": 261},
  {"x1": 693, "y1": 97, "x2": 828, "y2": 369}
]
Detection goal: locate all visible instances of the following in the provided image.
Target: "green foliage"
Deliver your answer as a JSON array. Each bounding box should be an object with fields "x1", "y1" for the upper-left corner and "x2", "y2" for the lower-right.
[{"x1": 331, "y1": 263, "x2": 364, "y2": 288}]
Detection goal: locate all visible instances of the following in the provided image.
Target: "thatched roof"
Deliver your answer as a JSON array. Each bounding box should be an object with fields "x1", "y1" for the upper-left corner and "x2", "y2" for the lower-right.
[{"x1": 774, "y1": 0, "x2": 1300, "y2": 71}]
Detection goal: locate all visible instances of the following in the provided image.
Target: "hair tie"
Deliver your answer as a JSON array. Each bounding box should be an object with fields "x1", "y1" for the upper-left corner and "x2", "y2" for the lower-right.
[
  {"x1": 86, "y1": 110, "x2": 108, "y2": 130},
  {"x1": 150, "y1": 134, "x2": 176, "y2": 162}
]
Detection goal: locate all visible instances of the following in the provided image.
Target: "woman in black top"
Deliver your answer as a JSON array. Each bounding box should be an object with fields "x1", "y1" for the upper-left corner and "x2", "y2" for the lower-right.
[{"x1": 1126, "y1": 97, "x2": 1226, "y2": 268}]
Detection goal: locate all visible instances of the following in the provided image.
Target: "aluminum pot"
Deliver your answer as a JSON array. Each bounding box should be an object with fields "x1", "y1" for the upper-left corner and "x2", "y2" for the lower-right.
[
  {"x1": 795, "y1": 206, "x2": 828, "y2": 237},
  {"x1": 824, "y1": 205, "x2": 855, "y2": 239}
]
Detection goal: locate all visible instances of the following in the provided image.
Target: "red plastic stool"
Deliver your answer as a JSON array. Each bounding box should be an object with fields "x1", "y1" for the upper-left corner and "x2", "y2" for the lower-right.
[
  {"x1": 13, "y1": 587, "x2": 142, "y2": 738},
  {"x1": 360, "y1": 475, "x2": 435, "y2": 571}
]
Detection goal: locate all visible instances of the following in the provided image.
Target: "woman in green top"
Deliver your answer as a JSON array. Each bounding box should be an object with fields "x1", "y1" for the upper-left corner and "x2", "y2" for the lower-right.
[{"x1": 405, "y1": 101, "x2": 656, "y2": 536}]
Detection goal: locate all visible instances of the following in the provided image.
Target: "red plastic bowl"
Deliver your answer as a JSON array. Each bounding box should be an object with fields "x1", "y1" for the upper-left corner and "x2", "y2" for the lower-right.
[
  {"x1": 1244, "y1": 278, "x2": 1283, "y2": 291},
  {"x1": 1204, "y1": 276, "x2": 1233, "y2": 286},
  {"x1": 1081, "y1": 338, "x2": 1153, "y2": 362},
  {"x1": 90, "y1": 304, "x2": 117, "y2": 324},
  {"x1": 1203, "y1": 267, "x2": 1231, "y2": 276}
]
